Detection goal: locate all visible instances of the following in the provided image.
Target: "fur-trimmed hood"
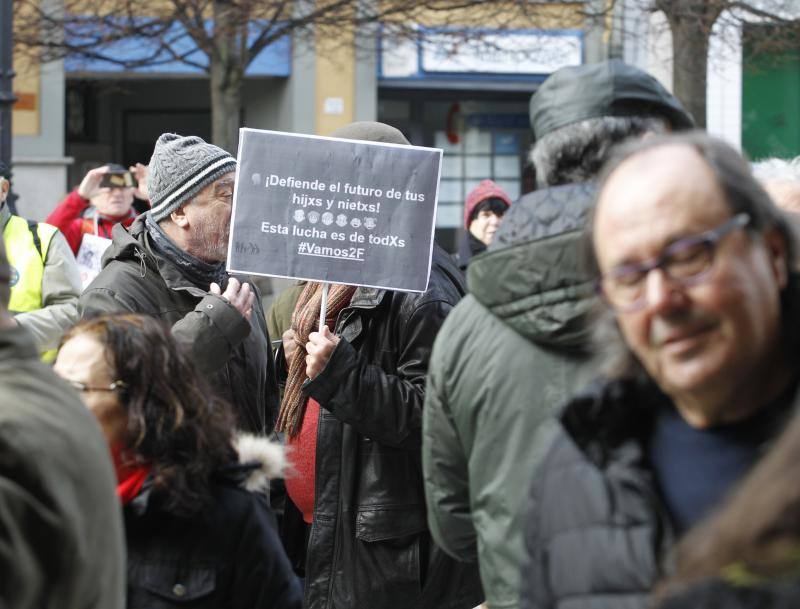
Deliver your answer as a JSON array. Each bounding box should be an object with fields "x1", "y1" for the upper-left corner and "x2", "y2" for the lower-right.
[{"x1": 235, "y1": 433, "x2": 287, "y2": 495}]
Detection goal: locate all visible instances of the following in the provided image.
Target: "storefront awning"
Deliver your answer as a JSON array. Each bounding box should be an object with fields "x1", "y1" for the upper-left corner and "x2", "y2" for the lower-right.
[{"x1": 65, "y1": 19, "x2": 291, "y2": 78}]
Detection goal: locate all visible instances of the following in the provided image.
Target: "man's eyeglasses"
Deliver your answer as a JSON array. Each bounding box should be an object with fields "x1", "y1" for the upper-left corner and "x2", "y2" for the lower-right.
[
  {"x1": 596, "y1": 213, "x2": 751, "y2": 313},
  {"x1": 64, "y1": 379, "x2": 127, "y2": 393}
]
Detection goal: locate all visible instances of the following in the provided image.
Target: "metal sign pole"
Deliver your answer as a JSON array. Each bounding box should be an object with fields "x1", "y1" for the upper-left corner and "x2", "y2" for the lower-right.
[{"x1": 318, "y1": 282, "x2": 330, "y2": 333}]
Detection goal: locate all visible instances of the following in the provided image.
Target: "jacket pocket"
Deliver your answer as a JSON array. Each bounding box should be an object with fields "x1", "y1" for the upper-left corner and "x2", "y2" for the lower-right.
[
  {"x1": 355, "y1": 505, "x2": 428, "y2": 542},
  {"x1": 129, "y1": 562, "x2": 217, "y2": 607},
  {"x1": 346, "y1": 531, "x2": 424, "y2": 608}
]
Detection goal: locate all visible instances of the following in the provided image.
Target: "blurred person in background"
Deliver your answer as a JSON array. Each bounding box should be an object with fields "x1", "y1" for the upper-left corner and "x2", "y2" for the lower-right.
[
  {"x1": 0, "y1": 232, "x2": 124, "y2": 609},
  {"x1": 54, "y1": 313, "x2": 302, "y2": 609},
  {"x1": 48, "y1": 163, "x2": 148, "y2": 253},
  {"x1": 752, "y1": 157, "x2": 800, "y2": 214},
  {"x1": 456, "y1": 179, "x2": 512, "y2": 269},
  {"x1": 0, "y1": 161, "x2": 81, "y2": 360},
  {"x1": 47, "y1": 163, "x2": 148, "y2": 287}
]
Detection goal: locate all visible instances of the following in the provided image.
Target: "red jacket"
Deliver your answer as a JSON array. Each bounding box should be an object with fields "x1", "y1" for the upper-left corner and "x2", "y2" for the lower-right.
[{"x1": 46, "y1": 190, "x2": 138, "y2": 254}]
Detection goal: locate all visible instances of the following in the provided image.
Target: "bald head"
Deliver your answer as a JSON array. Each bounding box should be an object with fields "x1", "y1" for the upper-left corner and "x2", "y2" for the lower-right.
[
  {"x1": 595, "y1": 144, "x2": 725, "y2": 249},
  {"x1": 591, "y1": 132, "x2": 795, "y2": 428}
]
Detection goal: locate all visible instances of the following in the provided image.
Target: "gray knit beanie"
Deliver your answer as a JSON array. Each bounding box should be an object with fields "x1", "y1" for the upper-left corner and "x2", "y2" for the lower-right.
[{"x1": 147, "y1": 133, "x2": 237, "y2": 222}]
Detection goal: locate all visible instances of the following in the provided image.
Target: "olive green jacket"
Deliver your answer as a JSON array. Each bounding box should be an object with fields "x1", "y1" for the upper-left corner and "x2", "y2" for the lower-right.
[{"x1": 422, "y1": 183, "x2": 597, "y2": 609}]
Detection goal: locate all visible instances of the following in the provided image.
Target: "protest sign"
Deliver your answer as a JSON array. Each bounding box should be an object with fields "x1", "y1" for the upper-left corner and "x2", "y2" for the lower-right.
[
  {"x1": 76, "y1": 233, "x2": 112, "y2": 288},
  {"x1": 227, "y1": 128, "x2": 442, "y2": 293}
]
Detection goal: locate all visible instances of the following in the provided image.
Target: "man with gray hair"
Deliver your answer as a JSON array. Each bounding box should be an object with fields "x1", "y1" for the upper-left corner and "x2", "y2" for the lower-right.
[
  {"x1": 422, "y1": 60, "x2": 693, "y2": 609},
  {"x1": 81, "y1": 133, "x2": 278, "y2": 434},
  {"x1": 752, "y1": 156, "x2": 800, "y2": 213},
  {"x1": 0, "y1": 231, "x2": 125, "y2": 608},
  {"x1": 522, "y1": 132, "x2": 800, "y2": 609}
]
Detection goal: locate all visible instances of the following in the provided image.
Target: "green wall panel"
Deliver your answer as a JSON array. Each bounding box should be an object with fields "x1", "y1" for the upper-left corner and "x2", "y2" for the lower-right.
[{"x1": 742, "y1": 30, "x2": 800, "y2": 160}]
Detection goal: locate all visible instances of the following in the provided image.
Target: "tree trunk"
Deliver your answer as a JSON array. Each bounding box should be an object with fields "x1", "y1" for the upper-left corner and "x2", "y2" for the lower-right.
[
  {"x1": 209, "y1": 0, "x2": 246, "y2": 153},
  {"x1": 669, "y1": 18, "x2": 711, "y2": 128},
  {"x1": 209, "y1": 60, "x2": 243, "y2": 153},
  {"x1": 659, "y1": 1, "x2": 725, "y2": 130}
]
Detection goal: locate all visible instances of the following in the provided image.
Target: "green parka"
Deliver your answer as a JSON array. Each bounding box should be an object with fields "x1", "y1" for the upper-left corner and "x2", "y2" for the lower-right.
[{"x1": 422, "y1": 182, "x2": 598, "y2": 609}]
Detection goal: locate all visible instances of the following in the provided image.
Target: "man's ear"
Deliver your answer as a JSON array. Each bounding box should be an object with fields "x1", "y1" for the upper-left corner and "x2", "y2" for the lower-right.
[
  {"x1": 764, "y1": 225, "x2": 789, "y2": 290},
  {"x1": 169, "y1": 203, "x2": 190, "y2": 228},
  {"x1": 0, "y1": 179, "x2": 9, "y2": 202}
]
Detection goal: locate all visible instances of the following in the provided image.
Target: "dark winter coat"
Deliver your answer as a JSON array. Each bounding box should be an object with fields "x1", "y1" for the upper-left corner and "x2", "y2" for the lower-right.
[
  {"x1": 658, "y1": 577, "x2": 800, "y2": 609},
  {"x1": 454, "y1": 231, "x2": 486, "y2": 270},
  {"x1": 522, "y1": 374, "x2": 800, "y2": 609},
  {"x1": 80, "y1": 217, "x2": 278, "y2": 433},
  {"x1": 125, "y1": 437, "x2": 302, "y2": 609},
  {"x1": 520, "y1": 378, "x2": 677, "y2": 609},
  {"x1": 0, "y1": 325, "x2": 125, "y2": 609},
  {"x1": 284, "y1": 244, "x2": 483, "y2": 609},
  {"x1": 423, "y1": 183, "x2": 597, "y2": 609}
]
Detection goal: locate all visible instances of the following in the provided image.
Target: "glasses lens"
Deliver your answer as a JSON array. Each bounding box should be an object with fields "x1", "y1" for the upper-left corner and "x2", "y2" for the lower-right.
[
  {"x1": 601, "y1": 264, "x2": 647, "y2": 308},
  {"x1": 663, "y1": 238, "x2": 713, "y2": 281}
]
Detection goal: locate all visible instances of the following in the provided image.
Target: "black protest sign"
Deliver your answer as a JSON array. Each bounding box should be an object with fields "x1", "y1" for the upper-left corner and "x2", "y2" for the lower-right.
[{"x1": 227, "y1": 128, "x2": 441, "y2": 293}]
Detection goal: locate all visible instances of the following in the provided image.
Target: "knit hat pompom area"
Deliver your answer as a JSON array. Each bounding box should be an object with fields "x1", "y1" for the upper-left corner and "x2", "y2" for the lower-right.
[
  {"x1": 464, "y1": 179, "x2": 512, "y2": 230},
  {"x1": 147, "y1": 133, "x2": 238, "y2": 222}
]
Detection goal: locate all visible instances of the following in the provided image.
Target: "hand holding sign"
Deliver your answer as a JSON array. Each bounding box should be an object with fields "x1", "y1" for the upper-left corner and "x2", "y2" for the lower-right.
[
  {"x1": 210, "y1": 278, "x2": 255, "y2": 321},
  {"x1": 305, "y1": 326, "x2": 340, "y2": 380}
]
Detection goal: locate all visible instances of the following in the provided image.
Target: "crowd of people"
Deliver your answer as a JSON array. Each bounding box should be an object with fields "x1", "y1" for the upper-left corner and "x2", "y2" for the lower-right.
[{"x1": 2, "y1": 57, "x2": 800, "y2": 609}]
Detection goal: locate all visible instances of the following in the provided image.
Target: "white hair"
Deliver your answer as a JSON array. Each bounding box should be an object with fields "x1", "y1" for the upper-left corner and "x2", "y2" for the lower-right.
[{"x1": 751, "y1": 157, "x2": 800, "y2": 184}]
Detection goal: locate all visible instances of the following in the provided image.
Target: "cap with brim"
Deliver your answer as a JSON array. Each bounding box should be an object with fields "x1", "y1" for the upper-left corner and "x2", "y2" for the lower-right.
[
  {"x1": 330, "y1": 121, "x2": 410, "y2": 146},
  {"x1": 530, "y1": 59, "x2": 695, "y2": 139}
]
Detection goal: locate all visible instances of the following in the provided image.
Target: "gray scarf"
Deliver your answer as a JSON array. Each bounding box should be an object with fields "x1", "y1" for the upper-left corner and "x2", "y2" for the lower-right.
[{"x1": 144, "y1": 213, "x2": 228, "y2": 290}]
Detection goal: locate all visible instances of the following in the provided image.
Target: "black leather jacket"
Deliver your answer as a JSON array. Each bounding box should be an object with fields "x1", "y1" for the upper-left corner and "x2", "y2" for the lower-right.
[{"x1": 286, "y1": 244, "x2": 483, "y2": 609}]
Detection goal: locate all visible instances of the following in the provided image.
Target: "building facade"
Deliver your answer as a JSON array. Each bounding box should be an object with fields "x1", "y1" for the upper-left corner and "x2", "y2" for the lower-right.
[{"x1": 11, "y1": 2, "x2": 603, "y2": 252}]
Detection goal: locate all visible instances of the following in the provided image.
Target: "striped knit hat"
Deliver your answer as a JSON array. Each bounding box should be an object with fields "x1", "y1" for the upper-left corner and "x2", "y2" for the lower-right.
[{"x1": 147, "y1": 133, "x2": 237, "y2": 222}]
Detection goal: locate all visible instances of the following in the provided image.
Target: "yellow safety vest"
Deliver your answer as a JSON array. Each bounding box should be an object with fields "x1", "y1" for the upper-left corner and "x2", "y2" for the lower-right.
[{"x1": 4, "y1": 214, "x2": 58, "y2": 361}]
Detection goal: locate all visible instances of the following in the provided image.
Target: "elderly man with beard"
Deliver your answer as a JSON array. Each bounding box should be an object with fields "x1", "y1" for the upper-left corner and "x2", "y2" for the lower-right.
[
  {"x1": 521, "y1": 132, "x2": 800, "y2": 609},
  {"x1": 81, "y1": 133, "x2": 278, "y2": 435}
]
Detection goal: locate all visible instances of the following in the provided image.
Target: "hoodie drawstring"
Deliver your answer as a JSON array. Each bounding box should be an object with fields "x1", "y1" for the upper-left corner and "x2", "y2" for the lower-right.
[{"x1": 133, "y1": 249, "x2": 147, "y2": 278}]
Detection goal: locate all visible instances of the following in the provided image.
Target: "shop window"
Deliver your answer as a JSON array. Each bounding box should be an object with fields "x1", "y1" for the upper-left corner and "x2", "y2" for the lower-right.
[{"x1": 436, "y1": 125, "x2": 525, "y2": 229}]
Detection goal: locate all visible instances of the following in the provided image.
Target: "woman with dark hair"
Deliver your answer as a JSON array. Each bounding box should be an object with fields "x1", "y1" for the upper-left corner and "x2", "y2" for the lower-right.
[
  {"x1": 456, "y1": 179, "x2": 512, "y2": 269},
  {"x1": 655, "y1": 408, "x2": 800, "y2": 608},
  {"x1": 54, "y1": 313, "x2": 302, "y2": 609}
]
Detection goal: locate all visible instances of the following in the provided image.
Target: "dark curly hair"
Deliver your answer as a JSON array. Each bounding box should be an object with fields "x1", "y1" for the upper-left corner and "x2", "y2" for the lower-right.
[{"x1": 62, "y1": 314, "x2": 237, "y2": 516}]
